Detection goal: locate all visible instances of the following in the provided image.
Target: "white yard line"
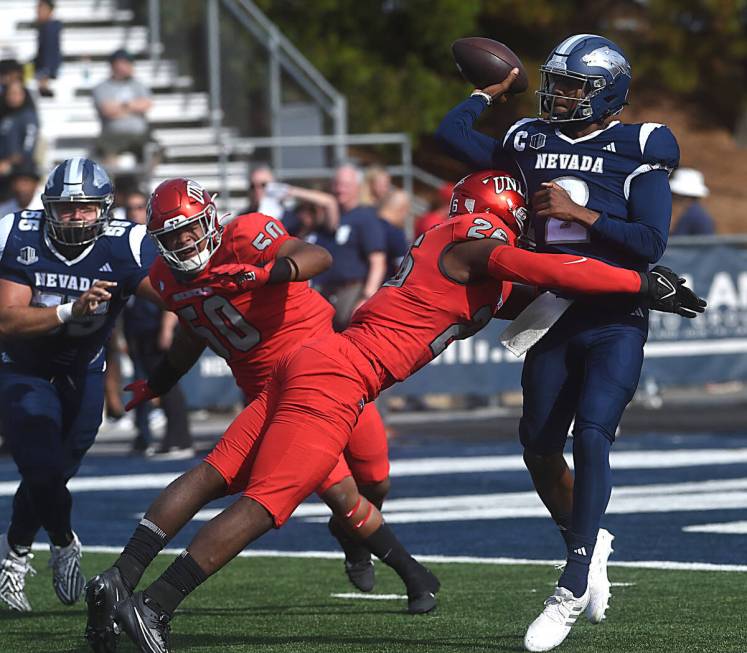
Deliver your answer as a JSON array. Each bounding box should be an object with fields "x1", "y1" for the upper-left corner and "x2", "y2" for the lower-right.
[{"x1": 31, "y1": 544, "x2": 747, "y2": 573}]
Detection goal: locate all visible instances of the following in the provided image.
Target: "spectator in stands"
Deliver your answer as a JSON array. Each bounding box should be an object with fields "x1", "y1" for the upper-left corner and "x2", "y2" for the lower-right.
[
  {"x1": 0, "y1": 80, "x2": 39, "y2": 201},
  {"x1": 0, "y1": 161, "x2": 42, "y2": 216},
  {"x1": 316, "y1": 163, "x2": 387, "y2": 330},
  {"x1": 123, "y1": 189, "x2": 194, "y2": 458},
  {"x1": 415, "y1": 182, "x2": 454, "y2": 238},
  {"x1": 378, "y1": 189, "x2": 410, "y2": 278},
  {"x1": 670, "y1": 167, "x2": 716, "y2": 236},
  {"x1": 361, "y1": 165, "x2": 393, "y2": 207},
  {"x1": 241, "y1": 163, "x2": 339, "y2": 233},
  {"x1": 34, "y1": 0, "x2": 62, "y2": 98},
  {"x1": 92, "y1": 49, "x2": 153, "y2": 167},
  {"x1": 0, "y1": 59, "x2": 24, "y2": 91}
]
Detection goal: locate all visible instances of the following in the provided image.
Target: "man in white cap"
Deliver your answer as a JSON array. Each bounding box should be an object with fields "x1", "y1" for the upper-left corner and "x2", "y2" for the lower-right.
[{"x1": 670, "y1": 167, "x2": 716, "y2": 235}]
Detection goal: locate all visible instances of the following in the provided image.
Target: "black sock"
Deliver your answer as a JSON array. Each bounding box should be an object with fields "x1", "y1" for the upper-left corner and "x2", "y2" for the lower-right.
[
  {"x1": 362, "y1": 522, "x2": 420, "y2": 581},
  {"x1": 144, "y1": 551, "x2": 208, "y2": 618},
  {"x1": 328, "y1": 517, "x2": 370, "y2": 564},
  {"x1": 114, "y1": 519, "x2": 169, "y2": 593},
  {"x1": 48, "y1": 530, "x2": 73, "y2": 547}
]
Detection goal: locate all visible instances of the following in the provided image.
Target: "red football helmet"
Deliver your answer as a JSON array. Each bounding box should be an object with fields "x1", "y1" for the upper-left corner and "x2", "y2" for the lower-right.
[
  {"x1": 449, "y1": 170, "x2": 528, "y2": 237},
  {"x1": 147, "y1": 178, "x2": 222, "y2": 273}
]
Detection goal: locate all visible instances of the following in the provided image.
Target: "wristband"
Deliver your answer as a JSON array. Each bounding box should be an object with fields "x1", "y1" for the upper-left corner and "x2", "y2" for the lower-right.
[
  {"x1": 268, "y1": 257, "x2": 294, "y2": 284},
  {"x1": 56, "y1": 302, "x2": 74, "y2": 324},
  {"x1": 470, "y1": 90, "x2": 493, "y2": 106}
]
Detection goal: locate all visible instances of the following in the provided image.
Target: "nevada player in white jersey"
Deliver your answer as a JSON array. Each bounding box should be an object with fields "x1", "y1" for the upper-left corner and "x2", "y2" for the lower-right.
[
  {"x1": 437, "y1": 35, "x2": 680, "y2": 651},
  {"x1": 0, "y1": 158, "x2": 160, "y2": 612}
]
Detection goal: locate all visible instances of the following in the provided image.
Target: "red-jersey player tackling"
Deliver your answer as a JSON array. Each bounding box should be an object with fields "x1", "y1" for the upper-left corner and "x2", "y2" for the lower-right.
[{"x1": 99, "y1": 172, "x2": 703, "y2": 653}]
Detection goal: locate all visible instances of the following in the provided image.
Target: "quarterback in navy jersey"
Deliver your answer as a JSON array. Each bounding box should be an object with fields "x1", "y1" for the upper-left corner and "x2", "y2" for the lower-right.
[
  {"x1": 0, "y1": 158, "x2": 159, "y2": 613},
  {"x1": 437, "y1": 35, "x2": 681, "y2": 651}
]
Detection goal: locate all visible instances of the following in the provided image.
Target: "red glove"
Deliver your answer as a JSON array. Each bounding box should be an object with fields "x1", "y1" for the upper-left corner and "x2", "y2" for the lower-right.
[
  {"x1": 124, "y1": 379, "x2": 158, "y2": 411},
  {"x1": 208, "y1": 262, "x2": 273, "y2": 291}
]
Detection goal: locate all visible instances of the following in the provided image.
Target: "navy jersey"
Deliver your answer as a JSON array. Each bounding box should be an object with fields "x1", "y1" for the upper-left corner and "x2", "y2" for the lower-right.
[
  {"x1": 436, "y1": 98, "x2": 680, "y2": 271},
  {"x1": 0, "y1": 210, "x2": 157, "y2": 375},
  {"x1": 381, "y1": 219, "x2": 408, "y2": 279}
]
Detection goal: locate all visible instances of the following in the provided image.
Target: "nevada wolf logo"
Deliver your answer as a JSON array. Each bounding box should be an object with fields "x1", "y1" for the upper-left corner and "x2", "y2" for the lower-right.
[
  {"x1": 16, "y1": 246, "x2": 38, "y2": 265},
  {"x1": 582, "y1": 47, "x2": 631, "y2": 78}
]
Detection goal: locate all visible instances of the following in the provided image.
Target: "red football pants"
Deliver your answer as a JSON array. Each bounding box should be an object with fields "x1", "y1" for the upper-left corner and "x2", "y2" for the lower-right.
[{"x1": 204, "y1": 334, "x2": 389, "y2": 526}]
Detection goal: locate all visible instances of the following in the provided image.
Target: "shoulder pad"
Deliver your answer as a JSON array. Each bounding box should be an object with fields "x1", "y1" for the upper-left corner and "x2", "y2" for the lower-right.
[
  {"x1": 639, "y1": 123, "x2": 679, "y2": 170},
  {"x1": 452, "y1": 212, "x2": 516, "y2": 246}
]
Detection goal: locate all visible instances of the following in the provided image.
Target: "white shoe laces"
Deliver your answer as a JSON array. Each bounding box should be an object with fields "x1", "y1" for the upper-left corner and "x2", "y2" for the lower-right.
[{"x1": 542, "y1": 589, "x2": 584, "y2": 626}]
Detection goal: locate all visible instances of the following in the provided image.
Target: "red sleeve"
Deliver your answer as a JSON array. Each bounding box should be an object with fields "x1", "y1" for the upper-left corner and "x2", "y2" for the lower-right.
[
  {"x1": 487, "y1": 247, "x2": 642, "y2": 295},
  {"x1": 452, "y1": 212, "x2": 517, "y2": 246},
  {"x1": 229, "y1": 213, "x2": 292, "y2": 264}
]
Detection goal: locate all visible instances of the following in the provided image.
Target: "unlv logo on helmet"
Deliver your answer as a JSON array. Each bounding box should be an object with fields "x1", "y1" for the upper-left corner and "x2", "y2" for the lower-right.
[
  {"x1": 449, "y1": 170, "x2": 527, "y2": 238},
  {"x1": 147, "y1": 178, "x2": 222, "y2": 274}
]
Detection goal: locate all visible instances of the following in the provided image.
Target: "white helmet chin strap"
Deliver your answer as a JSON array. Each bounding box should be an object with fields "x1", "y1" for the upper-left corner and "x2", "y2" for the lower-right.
[{"x1": 177, "y1": 248, "x2": 212, "y2": 273}]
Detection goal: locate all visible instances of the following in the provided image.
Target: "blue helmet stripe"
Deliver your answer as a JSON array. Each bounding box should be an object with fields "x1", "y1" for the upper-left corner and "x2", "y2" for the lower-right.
[{"x1": 62, "y1": 157, "x2": 85, "y2": 197}]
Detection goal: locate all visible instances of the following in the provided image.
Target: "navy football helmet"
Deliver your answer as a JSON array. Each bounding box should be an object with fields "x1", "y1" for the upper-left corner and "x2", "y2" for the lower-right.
[
  {"x1": 537, "y1": 34, "x2": 631, "y2": 124},
  {"x1": 42, "y1": 157, "x2": 114, "y2": 245}
]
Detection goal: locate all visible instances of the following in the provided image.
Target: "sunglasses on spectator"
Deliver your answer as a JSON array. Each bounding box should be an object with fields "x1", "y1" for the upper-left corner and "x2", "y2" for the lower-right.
[
  {"x1": 126, "y1": 203, "x2": 147, "y2": 211},
  {"x1": 250, "y1": 181, "x2": 268, "y2": 190}
]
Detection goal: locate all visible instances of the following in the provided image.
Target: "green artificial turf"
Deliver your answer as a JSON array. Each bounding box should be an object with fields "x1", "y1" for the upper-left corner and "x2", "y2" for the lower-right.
[{"x1": 2, "y1": 552, "x2": 745, "y2": 652}]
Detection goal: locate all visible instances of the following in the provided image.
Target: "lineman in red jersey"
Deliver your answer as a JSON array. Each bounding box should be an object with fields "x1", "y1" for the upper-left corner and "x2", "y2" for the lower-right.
[
  {"x1": 142, "y1": 187, "x2": 391, "y2": 591},
  {"x1": 84, "y1": 179, "x2": 437, "y2": 652},
  {"x1": 108, "y1": 171, "x2": 704, "y2": 652}
]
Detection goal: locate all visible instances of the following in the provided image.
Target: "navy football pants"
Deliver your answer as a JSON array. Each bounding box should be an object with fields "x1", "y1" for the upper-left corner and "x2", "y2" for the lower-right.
[
  {"x1": 519, "y1": 303, "x2": 646, "y2": 589},
  {"x1": 0, "y1": 366, "x2": 104, "y2": 546}
]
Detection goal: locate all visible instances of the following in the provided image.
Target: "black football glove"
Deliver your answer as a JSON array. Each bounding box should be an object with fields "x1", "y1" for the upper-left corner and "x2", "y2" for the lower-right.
[{"x1": 639, "y1": 266, "x2": 707, "y2": 318}]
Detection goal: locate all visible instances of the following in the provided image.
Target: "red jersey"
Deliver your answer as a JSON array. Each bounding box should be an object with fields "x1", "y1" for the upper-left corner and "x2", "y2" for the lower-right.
[
  {"x1": 345, "y1": 212, "x2": 512, "y2": 382},
  {"x1": 150, "y1": 213, "x2": 335, "y2": 398}
]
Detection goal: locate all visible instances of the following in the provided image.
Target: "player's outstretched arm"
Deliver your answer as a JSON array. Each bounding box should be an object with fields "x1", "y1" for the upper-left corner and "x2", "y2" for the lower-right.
[
  {"x1": 481, "y1": 243, "x2": 705, "y2": 317},
  {"x1": 125, "y1": 325, "x2": 206, "y2": 411},
  {"x1": 0, "y1": 278, "x2": 116, "y2": 338}
]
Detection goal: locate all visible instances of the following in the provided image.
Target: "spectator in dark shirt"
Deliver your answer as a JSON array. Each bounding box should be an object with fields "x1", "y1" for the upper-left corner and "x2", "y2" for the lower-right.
[
  {"x1": 0, "y1": 59, "x2": 24, "y2": 91},
  {"x1": 0, "y1": 161, "x2": 42, "y2": 216},
  {"x1": 670, "y1": 167, "x2": 716, "y2": 236},
  {"x1": 123, "y1": 189, "x2": 194, "y2": 458},
  {"x1": 378, "y1": 189, "x2": 410, "y2": 278},
  {"x1": 34, "y1": 0, "x2": 62, "y2": 98},
  {"x1": 0, "y1": 80, "x2": 39, "y2": 200},
  {"x1": 315, "y1": 163, "x2": 386, "y2": 330}
]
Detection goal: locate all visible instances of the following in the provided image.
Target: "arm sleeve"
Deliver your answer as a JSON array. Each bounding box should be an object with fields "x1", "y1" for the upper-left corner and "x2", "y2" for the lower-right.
[
  {"x1": 486, "y1": 246, "x2": 641, "y2": 295},
  {"x1": 435, "y1": 97, "x2": 505, "y2": 170},
  {"x1": 589, "y1": 169, "x2": 671, "y2": 263}
]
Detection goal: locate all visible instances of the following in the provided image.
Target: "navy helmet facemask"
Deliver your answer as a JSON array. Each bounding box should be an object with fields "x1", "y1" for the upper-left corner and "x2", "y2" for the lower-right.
[
  {"x1": 537, "y1": 34, "x2": 631, "y2": 124},
  {"x1": 42, "y1": 157, "x2": 114, "y2": 246}
]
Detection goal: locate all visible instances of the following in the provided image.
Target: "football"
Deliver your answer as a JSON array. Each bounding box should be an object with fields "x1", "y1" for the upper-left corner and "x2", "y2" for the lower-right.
[{"x1": 451, "y1": 37, "x2": 528, "y2": 94}]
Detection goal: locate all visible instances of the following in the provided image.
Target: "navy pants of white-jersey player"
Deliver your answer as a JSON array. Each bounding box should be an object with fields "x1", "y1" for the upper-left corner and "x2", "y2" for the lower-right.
[
  {"x1": 519, "y1": 301, "x2": 647, "y2": 596},
  {"x1": 0, "y1": 366, "x2": 104, "y2": 548}
]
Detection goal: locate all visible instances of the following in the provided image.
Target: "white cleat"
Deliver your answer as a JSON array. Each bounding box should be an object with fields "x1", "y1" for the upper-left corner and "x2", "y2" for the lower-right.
[
  {"x1": 586, "y1": 528, "x2": 614, "y2": 623},
  {"x1": 49, "y1": 532, "x2": 85, "y2": 605},
  {"x1": 524, "y1": 586, "x2": 589, "y2": 652},
  {"x1": 0, "y1": 533, "x2": 36, "y2": 612}
]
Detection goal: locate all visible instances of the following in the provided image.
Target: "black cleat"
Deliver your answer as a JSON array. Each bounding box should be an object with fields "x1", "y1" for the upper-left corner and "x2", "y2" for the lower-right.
[
  {"x1": 328, "y1": 517, "x2": 375, "y2": 592},
  {"x1": 84, "y1": 567, "x2": 130, "y2": 653},
  {"x1": 405, "y1": 565, "x2": 441, "y2": 615},
  {"x1": 115, "y1": 592, "x2": 171, "y2": 653},
  {"x1": 344, "y1": 559, "x2": 375, "y2": 593}
]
